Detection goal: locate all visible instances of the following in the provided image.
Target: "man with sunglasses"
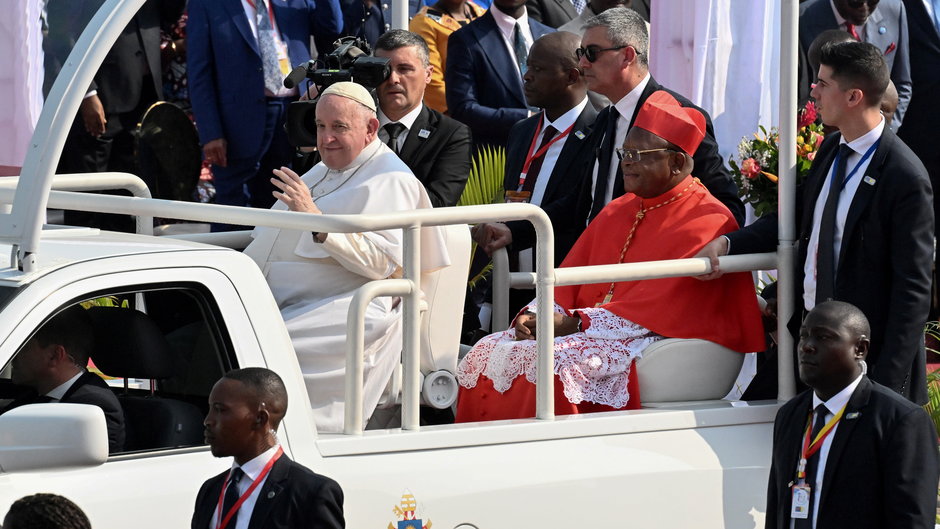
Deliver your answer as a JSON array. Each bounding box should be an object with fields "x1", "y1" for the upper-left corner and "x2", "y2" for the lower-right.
[
  {"x1": 799, "y1": 0, "x2": 910, "y2": 130},
  {"x1": 574, "y1": 7, "x2": 744, "y2": 227},
  {"x1": 0, "y1": 306, "x2": 125, "y2": 453}
]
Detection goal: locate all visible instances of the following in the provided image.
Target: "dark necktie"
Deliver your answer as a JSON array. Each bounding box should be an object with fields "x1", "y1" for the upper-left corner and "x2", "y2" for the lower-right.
[
  {"x1": 589, "y1": 110, "x2": 622, "y2": 220},
  {"x1": 221, "y1": 467, "x2": 244, "y2": 526},
  {"x1": 844, "y1": 21, "x2": 861, "y2": 41},
  {"x1": 815, "y1": 143, "x2": 854, "y2": 304},
  {"x1": 512, "y1": 22, "x2": 528, "y2": 74},
  {"x1": 795, "y1": 404, "x2": 829, "y2": 528},
  {"x1": 522, "y1": 125, "x2": 558, "y2": 194},
  {"x1": 383, "y1": 122, "x2": 406, "y2": 154},
  {"x1": 256, "y1": 0, "x2": 283, "y2": 94}
]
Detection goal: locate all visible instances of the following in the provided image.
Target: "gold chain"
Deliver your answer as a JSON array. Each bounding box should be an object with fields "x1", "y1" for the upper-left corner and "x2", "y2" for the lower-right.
[{"x1": 595, "y1": 178, "x2": 701, "y2": 307}]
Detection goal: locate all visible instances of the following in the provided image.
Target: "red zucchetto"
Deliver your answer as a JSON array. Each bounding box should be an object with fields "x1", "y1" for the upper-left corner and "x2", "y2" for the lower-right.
[{"x1": 632, "y1": 90, "x2": 706, "y2": 155}]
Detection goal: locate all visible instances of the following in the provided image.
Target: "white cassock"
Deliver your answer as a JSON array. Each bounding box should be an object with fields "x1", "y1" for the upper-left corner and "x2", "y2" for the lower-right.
[{"x1": 245, "y1": 139, "x2": 449, "y2": 432}]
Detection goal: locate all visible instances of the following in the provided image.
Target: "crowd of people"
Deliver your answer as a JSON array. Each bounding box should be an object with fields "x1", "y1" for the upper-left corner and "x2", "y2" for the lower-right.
[{"x1": 5, "y1": 0, "x2": 940, "y2": 527}]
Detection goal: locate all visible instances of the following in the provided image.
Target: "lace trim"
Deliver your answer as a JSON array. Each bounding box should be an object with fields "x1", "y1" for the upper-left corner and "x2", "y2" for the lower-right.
[{"x1": 457, "y1": 303, "x2": 661, "y2": 408}]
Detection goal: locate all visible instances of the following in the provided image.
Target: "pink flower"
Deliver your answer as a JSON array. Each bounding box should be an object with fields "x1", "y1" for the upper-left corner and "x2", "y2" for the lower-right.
[
  {"x1": 741, "y1": 158, "x2": 761, "y2": 179},
  {"x1": 814, "y1": 132, "x2": 824, "y2": 148},
  {"x1": 799, "y1": 101, "x2": 818, "y2": 129},
  {"x1": 807, "y1": 151, "x2": 816, "y2": 162}
]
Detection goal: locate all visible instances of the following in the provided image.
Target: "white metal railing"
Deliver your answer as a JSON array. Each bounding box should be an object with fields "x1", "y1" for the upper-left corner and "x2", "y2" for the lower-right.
[
  {"x1": 0, "y1": 173, "x2": 155, "y2": 236},
  {"x1": 490, "y1": 247, "x2": 778, "y2": 332}
]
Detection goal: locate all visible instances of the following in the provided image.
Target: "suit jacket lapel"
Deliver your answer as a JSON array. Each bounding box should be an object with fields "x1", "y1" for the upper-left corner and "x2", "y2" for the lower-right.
[
  {"x1": 542, "y1": 104, "x2": 596, "y2": 201},
  {"x1": 864, "y1": 8, "x2": 891, "y2": 55},
  {"x1": 193, "y1": 474, "x2": 225, "y2": 529},
  {"x1": 818, "y1": 377, "x2": 871, "y2": 512},
  {"x1": 226, "y1": 0, "x2": 261, "y2": 57},
  {"x1": 504, "y1": 116, "x2": 540, "y2": 191},
  {"x1": 476, "y1": 13, "x2": 525, "y2": 104},
  {"x1": 399, "y1": 105, "x2": 432, "y2": 163},
  {"x1": 247, "y1": 455, "x2": 290, "y2": 529},
  {"x1": 801, "y1": 135, "x2": 839, "y2": 234}
]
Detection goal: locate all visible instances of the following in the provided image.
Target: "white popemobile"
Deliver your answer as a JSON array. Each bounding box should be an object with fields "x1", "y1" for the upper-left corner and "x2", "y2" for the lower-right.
[{"x1": 0, "y1": 0, "x2": 805, "y2": 527}]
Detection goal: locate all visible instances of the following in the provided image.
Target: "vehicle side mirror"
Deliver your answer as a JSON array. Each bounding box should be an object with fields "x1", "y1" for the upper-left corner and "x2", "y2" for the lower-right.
[{"x1": 0, "y1": 403, "x2": 109, "y2": 472}]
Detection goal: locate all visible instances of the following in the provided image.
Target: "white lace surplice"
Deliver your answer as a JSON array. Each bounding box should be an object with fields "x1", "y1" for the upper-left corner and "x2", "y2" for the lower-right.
[{"x1": 457, "y1": 303, "x2": 661, "y2": 408}]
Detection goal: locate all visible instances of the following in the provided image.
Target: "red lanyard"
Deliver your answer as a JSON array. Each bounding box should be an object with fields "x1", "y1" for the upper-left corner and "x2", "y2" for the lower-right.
[
  {"x1": 214, "y1": 446, "x2": 284, "y2": 529},
  {"x1": 245, "y1": 0, "x2": 279, "y2": 33},
  {"x1": 797, "y1": 405, "x2": 845, "y2": 480},
  {"x1": 518, "y1": 118, "x2": 575, "y2": 188}
]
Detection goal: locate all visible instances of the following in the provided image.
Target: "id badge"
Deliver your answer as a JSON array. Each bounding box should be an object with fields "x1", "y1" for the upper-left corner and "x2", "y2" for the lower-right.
[
  {"x1": 505, "y1": 190, "x2": 531, "y2": 203},
  {"x1": 276, "y1": 40, "x2": 291, "y2": 76},
  {"x1": 790, "y1": 483, "x2": 811, "y2": 519}
]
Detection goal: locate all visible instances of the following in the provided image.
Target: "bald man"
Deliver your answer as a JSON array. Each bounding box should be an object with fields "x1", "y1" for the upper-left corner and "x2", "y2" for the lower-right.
[
  {"x1": 765, "y1": 301, "x2": 938, "y2": 529},
  {"x1": 193, "y1": 368, "x2": 345, "y2": 529}
]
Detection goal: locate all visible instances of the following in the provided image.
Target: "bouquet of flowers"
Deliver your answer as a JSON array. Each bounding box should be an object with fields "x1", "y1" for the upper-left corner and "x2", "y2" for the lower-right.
[{"x1": 729, "y1": 102, "x2": 825, "y2": 217}]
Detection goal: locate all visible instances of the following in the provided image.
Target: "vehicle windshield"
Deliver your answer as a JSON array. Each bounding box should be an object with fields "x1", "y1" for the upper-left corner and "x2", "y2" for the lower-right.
[{"x1": 0, "y1": 286, "x2": 20, "y2": 313}]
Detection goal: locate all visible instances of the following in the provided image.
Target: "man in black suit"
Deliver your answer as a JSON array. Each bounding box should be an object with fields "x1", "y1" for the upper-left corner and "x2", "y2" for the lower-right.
[
  {"x1": 374, "y1": 30, "x2": 472, "y2": 207},
  {"x1": 193, "y1": 368, "x2": 344, "y2": 529},
  {"x1": 574, "y1": 7, "x2": 745, "y2": 226},
  {"x1": 473, "y1": 31, "x2": 596, "y2": 266},
  {"x1": 44, "y1": 0, "x2": 184, "y2": 231},
  {"x1": 898, "y1": 0, "x2": 940, "y2": 315},
  {"x1": 765, "y1": 301, "x2": 938, "y2": 529},
  {"x1": 699, "y1": 41, "x2": 933, "y2": 405},
  {"x1": 445, "y1": 0, "x2": 554, "y2": 147},
  {"x1": 1, "y1": 306, "x2": 125, "y2": 453}
]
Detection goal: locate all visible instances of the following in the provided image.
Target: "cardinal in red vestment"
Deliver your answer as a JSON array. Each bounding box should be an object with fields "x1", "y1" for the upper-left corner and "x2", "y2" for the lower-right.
[{"x1": 456, "y1": 91, "x2": 765, "y2": 422}]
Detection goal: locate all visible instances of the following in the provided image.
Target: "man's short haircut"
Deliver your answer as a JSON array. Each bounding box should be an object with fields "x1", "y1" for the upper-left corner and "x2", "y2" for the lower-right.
[
  {"x1": 31, "y1": 305, "x2": 94, "y2": 367},
  {"x1": 582, "y1": 7, "x2": 649, "y2": 67},
  {"x1": 819, "y1": 40, "x2": 889, "y2": 107},
  {"x1": 807, "y1": 29, "x2": 854, "y2": 75},
  {"x1": 813, "y1": 300, "x2": 871, "y2": 339},
  {"x1": 223, "y1": 367, "x2": 289, "y2": 417},
  {"x1": 3, "y1": 494, "x2": 91, "y2": 529},
  {"x1": 375, "y1": 29, "x2": 430, "y2": 67}
]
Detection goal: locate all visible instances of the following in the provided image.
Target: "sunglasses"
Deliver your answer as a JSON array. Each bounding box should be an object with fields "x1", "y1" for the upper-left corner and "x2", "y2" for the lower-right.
[
  {"x1": 616, "y1": 147, "x2": 676, "y2": 163},
  {"x1": 576, "y1": 45, "x2": 628, "y2": 63},
  {"x1": 845, "y1": 0, "x2": 878, "y2": 7}
]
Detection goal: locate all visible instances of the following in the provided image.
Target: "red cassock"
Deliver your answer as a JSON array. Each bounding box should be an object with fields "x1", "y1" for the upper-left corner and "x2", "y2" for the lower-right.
[{"x1": 456, "y1": 176, "x2": 766, "y2": 422}]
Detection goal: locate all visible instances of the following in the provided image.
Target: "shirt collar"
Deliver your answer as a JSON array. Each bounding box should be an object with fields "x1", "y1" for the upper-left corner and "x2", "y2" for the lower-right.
[
  {"x1": 541, "y1": 96, "x2": 589, "y2": 133},
  {"x1": 491, "y1": 4, "x2": 528, "y2": 41},
  {"x1": 378, "y1": 104, "x2": 423, "y2": 132},
  {"x1": 839, "y1": 116, "x2": 885, "y2": 156},
  {"x1": 233, "y1": 444, "x2": 281, "y2": 482},
  {"x1": 813, "y1": 373, "x2": 864, "y2": 414},
  {"x1": 46, "y1": 370, "x2": 84, "y2": 401},
  {"x1": 613, "y1": 72, "x2": 652, "y2": 121}
]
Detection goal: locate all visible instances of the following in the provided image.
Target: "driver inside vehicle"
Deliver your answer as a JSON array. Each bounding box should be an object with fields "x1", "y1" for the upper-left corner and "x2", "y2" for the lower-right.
[{"x1": 0, "y1": 306, "x2": 125, "y2": 453}]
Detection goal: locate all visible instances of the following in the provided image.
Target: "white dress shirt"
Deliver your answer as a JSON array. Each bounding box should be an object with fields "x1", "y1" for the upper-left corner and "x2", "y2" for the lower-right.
[
  {"x1": 208, "y1": 445, "x2": 281, "y2": 529},
  {"x1": 802, "y1": 118, "x2": 884, "y2": 310},
  {"x1": 518, "y1": 96, "x2": 589, "y2": 272},
  {"x1": 490, "y1": 5, "x2": 533, "y2": 75},
  {"x1": 378, "y1": 104, "x2": 423, "y2": 154},
  {"x1": 789, "y1": 374, "x2": 863, "y2": 529},
  {"x1": 589, "y1": 73, "x2": 651, "y2": 207},
  {"x1": 45, "y1": 370, "x2": 84, "y2": 401}
]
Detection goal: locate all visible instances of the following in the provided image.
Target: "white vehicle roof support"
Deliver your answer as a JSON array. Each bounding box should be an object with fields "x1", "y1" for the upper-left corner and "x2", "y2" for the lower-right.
[
  {"x1": 777, "y1": 0, "x2": 798, "y2": 400},
  {"x1": 3, "y1": 0, "x2": 145, "y2": 272},
  {"x1": 0, "y1": 173, "x2": 155, "y2": 236}
]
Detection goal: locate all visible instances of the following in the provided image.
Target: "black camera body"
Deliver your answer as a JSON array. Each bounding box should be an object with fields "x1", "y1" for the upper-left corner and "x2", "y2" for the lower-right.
[{"x1": 284, "y1": 37, "x2": 391, "y2": 148}]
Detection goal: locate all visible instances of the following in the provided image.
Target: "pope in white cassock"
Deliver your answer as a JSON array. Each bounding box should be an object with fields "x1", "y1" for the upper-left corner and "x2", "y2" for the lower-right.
[{"x1": 244, "y1": 82, "x2": 449, "y2": 432}]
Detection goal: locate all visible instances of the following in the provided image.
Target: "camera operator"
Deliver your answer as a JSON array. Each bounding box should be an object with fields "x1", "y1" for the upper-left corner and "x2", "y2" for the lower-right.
[{"x1": 374, "y1": 30, "x2": 472, "y2": 207}]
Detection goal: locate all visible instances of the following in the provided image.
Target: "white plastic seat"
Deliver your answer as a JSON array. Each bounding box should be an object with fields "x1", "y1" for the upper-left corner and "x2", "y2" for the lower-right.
[
  {"x1": 376, "y1": 223, "x2": 471, "y2": 412},
  {"x1": 636, "y1": 338, "x2": 744, "y2": 404}
]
